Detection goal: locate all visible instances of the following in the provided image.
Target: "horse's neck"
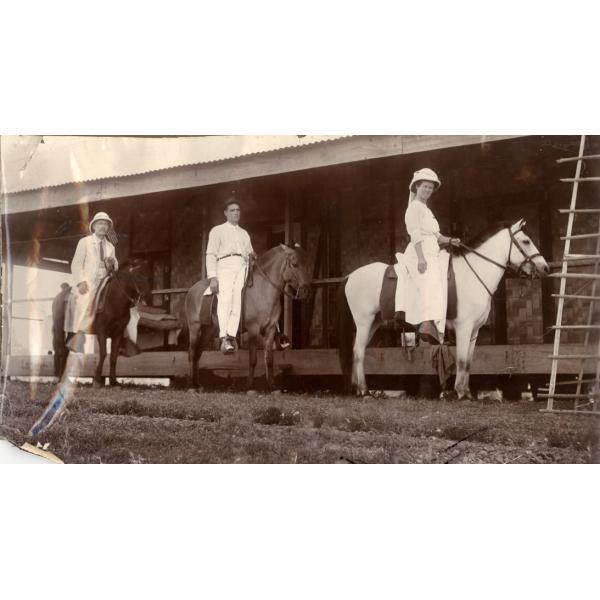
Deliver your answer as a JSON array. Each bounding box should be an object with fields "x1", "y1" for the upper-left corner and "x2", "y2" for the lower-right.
[
  {"x1": 254, "y1": 252, "x2": 285, "y2": 304},
  {"x1": 461, "y1": 231, "x2": 509, "y2": 295}
]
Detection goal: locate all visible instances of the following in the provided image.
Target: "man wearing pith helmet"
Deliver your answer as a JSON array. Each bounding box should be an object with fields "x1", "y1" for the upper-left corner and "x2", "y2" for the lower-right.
[
  {"x1": 65, "y1": 211, "x2": 119, "y2": 352},
  {"x1": 206, "y1": 196, "x2": 256, "y2": 354}
]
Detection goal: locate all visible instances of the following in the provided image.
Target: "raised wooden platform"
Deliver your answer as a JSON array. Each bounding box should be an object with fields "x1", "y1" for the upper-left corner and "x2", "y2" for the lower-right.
[{"x1": 2, "y1": 344, "x2": 589, "y2": 378}]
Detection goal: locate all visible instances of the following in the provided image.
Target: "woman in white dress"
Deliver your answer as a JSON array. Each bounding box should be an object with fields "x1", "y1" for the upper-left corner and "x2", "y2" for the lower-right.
[{"x1": 401, "y1": 168, "x2": 461, "y2": 344}]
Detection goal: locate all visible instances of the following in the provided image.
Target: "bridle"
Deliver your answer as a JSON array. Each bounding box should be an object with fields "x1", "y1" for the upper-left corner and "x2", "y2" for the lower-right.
[
  {"x1": 110, "y1": 264, "x2": 144, "y2": 307},
  {"x1": 458, "y1": 225, "x2": 542, "y2": 297},
  {"x1": 253, "y1": 252, "x2": 306, "y2": 300}
]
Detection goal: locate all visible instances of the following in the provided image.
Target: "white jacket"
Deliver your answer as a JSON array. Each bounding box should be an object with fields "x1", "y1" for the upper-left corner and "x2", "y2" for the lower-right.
[{"x1": 71, "y1": 234, "x2": 118, "y2": 287}]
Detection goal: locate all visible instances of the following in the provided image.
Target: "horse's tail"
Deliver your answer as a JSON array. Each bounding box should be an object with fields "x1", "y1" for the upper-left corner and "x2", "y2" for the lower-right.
[{"x1": 336, "y1": 277, "x2": 355, "y2": 393}]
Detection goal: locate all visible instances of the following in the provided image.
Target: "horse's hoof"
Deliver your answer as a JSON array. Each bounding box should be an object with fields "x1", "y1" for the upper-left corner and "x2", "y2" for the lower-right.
[
  {"x1": 92, "y1": 379, "x2": 104, "y2": 389},
  {"x1": 440, "y1": 390, "x2": 458, "y2": 401},
  {"x1": 109, "y1": 380, "x2": 119, "y2": 387},
  {"x1": 246, "y1": 390, "x2": 258, "y2": 396},
  {"x1": 457, "y1": 392, "x2": 474, "y2": 402}
]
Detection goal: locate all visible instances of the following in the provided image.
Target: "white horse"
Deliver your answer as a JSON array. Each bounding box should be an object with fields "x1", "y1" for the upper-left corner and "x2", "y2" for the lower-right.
[{"x1": 337, "y1": 219, "x2": 550, "y2": 399}]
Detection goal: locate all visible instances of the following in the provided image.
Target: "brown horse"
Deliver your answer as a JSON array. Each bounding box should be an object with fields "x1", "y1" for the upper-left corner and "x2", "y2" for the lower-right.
[{"x1": 184, "y1": 244, "x2": 312, "y2": 391}]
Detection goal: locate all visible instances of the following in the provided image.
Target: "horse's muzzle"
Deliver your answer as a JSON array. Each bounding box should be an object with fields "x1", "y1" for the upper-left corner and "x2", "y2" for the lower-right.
[{"x1": 296, "y1": 285, "x2": 312, "y2": 300}]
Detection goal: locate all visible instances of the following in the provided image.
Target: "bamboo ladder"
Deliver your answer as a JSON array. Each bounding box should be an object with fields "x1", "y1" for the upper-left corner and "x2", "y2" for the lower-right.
[{"x1": 539, "y1": 135, "x2": 600, "y2": 415}]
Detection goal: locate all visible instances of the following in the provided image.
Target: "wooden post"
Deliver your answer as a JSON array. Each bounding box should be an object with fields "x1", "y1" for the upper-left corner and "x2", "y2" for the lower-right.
[
  {"x1": 200, "y1": 200, "x2": 208, "y2": 279},
  {"x1": 284, "y1": 191, "x2": 293, "y2": 345}
]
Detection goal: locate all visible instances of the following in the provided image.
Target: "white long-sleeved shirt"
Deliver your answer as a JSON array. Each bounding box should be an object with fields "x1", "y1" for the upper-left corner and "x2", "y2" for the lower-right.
[
  {"x1": 404, "y1": 200, "x2": 440, "y2": 245},
  {"x1": 205, "y1": 221, "x2": 254, "y2": 279},
  {"x1": 71, "y1": 234, "x2": 118, "y2": 286}
]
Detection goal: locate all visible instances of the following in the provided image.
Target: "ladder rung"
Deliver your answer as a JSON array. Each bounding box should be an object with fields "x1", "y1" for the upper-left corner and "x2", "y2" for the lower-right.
[
  {"x1": 548, "y1": 273, "x2": 600, "y2": 280},
  {"x1": 561, "y1": 177, "x2": 600, "y2": 182},
  {"x1": 552, "y1": 293, "x2": 600, "y2": 301},
  {"x1": 560, "y1": 233, "x2": 600, "y2": 241},
  {"x1": 550, "y1": 354, "x2": 600, "y2": 360},
  {"x1": 544, "y1": 378, "x2": 600, "y2": 388},
  {"x1": 558, "y1": 208, "x2": 600, "y2": 214},
  {"x1": 551, "y1": 325, "x2": 600, "y2": 330},
  {"x1": 538, "y1": 393, "x2": 599, "y2": 399},
  {"x1": 556, "y1": 154, "x2": 600, "y2": 164}
]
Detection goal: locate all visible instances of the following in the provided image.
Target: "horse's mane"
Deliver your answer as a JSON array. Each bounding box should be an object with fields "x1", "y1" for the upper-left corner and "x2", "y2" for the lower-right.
[{"x1": 465, "y1": 221, "x2": 513, "y2": 249}]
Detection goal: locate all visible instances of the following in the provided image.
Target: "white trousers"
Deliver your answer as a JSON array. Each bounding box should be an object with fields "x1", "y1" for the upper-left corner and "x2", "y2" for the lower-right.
[
  {"x1": 401, "y1": 239, "x2": 448, "y2": 335},
  {"x1": 216, "y1": 256, "x2": 246, "y2": 338}
]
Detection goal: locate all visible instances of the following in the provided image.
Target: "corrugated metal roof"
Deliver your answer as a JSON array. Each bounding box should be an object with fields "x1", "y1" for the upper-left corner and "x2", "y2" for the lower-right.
[{"x1": 0, "y1": 135, "x2": 349, "y2": 194}]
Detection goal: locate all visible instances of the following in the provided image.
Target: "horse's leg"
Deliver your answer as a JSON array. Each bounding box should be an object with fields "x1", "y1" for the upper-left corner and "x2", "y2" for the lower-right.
[
  {"x1": 454, "y1": 322, "x2": 474, "y2": 400},
  {"x1": 353, "y1": 317, "x2": 378, "y2": 396},
  {"x1": 247, "y1": 326, "x2": 259, "y2": 391},
  {"x1": 188, "y1": 322, "x2": 201, "y2": 388},
  {"x1": 109, "y1": 333, "x2": 122, "y2": 386},
  {"x1": 94, "y1": 331, "x2": 107, "y2": 388},
  {"x1": 463, "y1": 329, "x2": 480, "y2": 400},
  {"x1": 263, "y1": 326, "x2": 277, "y2": 393}
]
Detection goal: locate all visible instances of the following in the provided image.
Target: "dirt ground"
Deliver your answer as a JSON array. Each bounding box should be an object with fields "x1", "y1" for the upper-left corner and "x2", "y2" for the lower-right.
[{"x1": 1, "y1": 380, "x2": 599, "y2": 463}]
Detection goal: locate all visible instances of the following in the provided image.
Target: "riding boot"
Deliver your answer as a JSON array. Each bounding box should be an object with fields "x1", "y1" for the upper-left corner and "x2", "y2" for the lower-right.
[
  {"x1": 418, "y1": 321, "x2": 441, "y2": 345},
  {"x1": 221, "y1": 336, "x2": 235, "y2": 355},
  {"x1": 276, "y1": 332, "x2": 291, "y2": 350}
]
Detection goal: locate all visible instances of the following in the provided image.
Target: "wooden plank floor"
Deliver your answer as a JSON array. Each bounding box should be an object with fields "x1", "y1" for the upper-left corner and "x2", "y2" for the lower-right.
[{"x1": 3, "y1": 344, "x2": 589, "y2": 378}]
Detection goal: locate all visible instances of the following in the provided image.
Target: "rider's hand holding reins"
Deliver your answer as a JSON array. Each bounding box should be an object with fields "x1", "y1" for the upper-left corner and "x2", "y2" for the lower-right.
[
  {"x1": 77, "y1": 281, "x2": 89, "y2": 294},
  {"x1": 104, "y1": 256, "x2": 117, "y2": 272},
  {"x1": 210, "y1": 277, "x2": 219, "y2": 294}
]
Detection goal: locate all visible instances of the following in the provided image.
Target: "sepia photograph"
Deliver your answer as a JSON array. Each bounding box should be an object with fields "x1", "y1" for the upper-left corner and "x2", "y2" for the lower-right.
[
  {"x1": 1, "y1": 134, "x2": 598, "y2": 464},
  {"x1": 2, "y1": 3, "x2": 599, "y2": 600}
]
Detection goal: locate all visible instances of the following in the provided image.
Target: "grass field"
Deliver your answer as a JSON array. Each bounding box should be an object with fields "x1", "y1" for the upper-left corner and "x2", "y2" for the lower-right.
[{"x1": 1, "y1": 381, "x2": 598, "y2": 463}]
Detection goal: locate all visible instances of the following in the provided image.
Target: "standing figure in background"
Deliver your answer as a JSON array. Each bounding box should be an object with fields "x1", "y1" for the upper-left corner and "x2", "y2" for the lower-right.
[{"x1": 51, "y1": 282, "x2": 71, "y2": 377}]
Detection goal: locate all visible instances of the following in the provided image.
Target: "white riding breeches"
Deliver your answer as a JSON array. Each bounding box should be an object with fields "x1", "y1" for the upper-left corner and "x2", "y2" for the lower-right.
[{"x1": 216, "y1": 256, "x2": 246, "y2": 338}]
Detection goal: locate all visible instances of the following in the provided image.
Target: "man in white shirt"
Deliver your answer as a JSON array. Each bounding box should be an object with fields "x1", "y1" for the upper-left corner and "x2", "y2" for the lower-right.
[
  {"x1": 65, "y1": 211, "x2": 118, "y2": 352},
  {"x1": 206, "y1": 198, "x2": 255, "y2": 354}
]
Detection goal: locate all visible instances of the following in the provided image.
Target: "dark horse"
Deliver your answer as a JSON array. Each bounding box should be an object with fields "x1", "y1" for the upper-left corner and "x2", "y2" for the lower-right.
[
  {"x1": 184, "y1": 244, "x2": 312, "y2": 391},
  {"x1": 91, "y1": 258, "x2": 150, "y2": 387}
]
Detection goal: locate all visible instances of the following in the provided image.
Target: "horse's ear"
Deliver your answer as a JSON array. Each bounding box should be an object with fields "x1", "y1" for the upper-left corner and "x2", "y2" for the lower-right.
[
  {"x1": 294, "y1": 242, "x2": 301, "y2": 249},
  {"x1": 279, "y1": 243, "x2": 293, "y2": 254},
  {"x1": 513, "y1": 218, "x2": 526, "y2": 232}
]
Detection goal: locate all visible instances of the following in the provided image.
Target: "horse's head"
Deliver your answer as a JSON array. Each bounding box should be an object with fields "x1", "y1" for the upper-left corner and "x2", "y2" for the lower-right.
[
  {"x1": 119, "y1": 258, "x2": 152, "y2": 299},
  {"x1": 279, "y1": 243, "x2": 312, "y2": 300},
  {"x1": 507, "y1": 219, "x2": 550, "y2": 279}
]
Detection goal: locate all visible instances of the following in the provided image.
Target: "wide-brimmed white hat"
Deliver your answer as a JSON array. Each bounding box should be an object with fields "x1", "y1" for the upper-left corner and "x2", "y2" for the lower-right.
[
  {"x1": 409, "y1": 168, "x2": 441, "y2": 193},
  {"x1": 89, "y1": 211, "x2": 113, "y2": 232}
]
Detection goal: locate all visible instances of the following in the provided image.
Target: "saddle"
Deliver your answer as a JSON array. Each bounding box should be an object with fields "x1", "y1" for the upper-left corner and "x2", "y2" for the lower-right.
[{"x1": 379, "y1": 256, "x2": 458, "y2": 324}]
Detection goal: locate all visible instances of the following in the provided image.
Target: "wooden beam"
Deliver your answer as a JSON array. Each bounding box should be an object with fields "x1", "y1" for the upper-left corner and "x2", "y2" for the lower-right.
[
  {"x1": 2, "y1": 136, "x2": 522, "y2": 215},
  {"x1": 4, "y1": 344, "x2": 591, "y2": 378}
]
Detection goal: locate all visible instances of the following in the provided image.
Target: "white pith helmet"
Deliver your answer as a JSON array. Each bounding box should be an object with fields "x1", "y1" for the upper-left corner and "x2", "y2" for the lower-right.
[
  {"x1": 89, "y1": 211, "x2": 113, "y2": 233},
  {"x1": 409, "y1": 168, "x2": 441, "y2": 193}
]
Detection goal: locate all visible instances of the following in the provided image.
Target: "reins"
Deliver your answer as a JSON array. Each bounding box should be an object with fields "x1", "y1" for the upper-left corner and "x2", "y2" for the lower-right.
[
  {"x1": 253, "y1": 256, "x2": 301, "y2": 300},
  {"x1": 457, "y1": 226, "x2": 541, "y2": 297},
  {"x1": 110, "y1": 268, "x2": 143, "y2": 306}
]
